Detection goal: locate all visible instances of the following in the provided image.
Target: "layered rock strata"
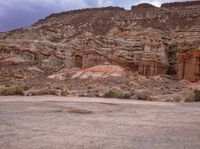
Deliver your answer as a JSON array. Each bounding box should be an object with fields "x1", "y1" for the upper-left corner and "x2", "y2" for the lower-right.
[{"x1": 0, "y1": 1, "x2": 200, "y2": 82}]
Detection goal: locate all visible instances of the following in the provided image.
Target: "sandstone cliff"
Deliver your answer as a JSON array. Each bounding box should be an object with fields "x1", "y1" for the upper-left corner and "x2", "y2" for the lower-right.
[{"x1": 0, "y1": 1, "x2": 200, "y2": 100}]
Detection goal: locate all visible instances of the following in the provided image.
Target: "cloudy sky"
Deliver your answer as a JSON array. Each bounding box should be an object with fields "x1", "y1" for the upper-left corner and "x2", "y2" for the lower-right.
[{"x1": 0, "y1": 0, "x2": 186, "y2": 32}]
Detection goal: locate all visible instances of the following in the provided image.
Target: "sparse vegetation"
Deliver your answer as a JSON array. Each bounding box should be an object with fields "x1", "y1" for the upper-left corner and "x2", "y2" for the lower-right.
[
  {"x1": 26, "y1": 88, "x2": 61, "y2": 96},
  {"x1": 166, "y1": 96, "x2": 182, "y2": 102},
  {"x1": 19, "y1": 84, "x2": 29, "y2": 91},
  {"x1": 61, "y1": 90, "x2": 68, "y2": 96},
  {"x1": 136, "y1": 91, "x2": 151, "y2": 100},
  {"x1": 175, "y1": 96, "x2": 182, "y2": 102},
  {"x1": 185, "y1": 93, "x2": 195, "y2": 102},
  {"x1": 119, "y1": 93, "x2": 131, "y2": 99},
  {"x1": 185, "y1": 89, "x2": 200, "y2": 102},
  {"x1": 0, "y1": 85, "x2": 69, "y2": 97},
  {"x1": 103, "y1": 89, "x2": 131, "y2": 99},
  {"x1": 104, "y1": 90, "x2": 120, "y2": 98},
  {"x1": 0, "y1": 86, "x2": 25, "y2": 96},
  {"x1": 194, "y1": 89, "x2": 200, "y2": 101}
]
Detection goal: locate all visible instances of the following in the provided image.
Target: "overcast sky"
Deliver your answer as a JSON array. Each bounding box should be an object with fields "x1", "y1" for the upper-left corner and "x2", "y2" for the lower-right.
[{"x1": 0, "y1": 0, "x2": 187, "y2": 32}]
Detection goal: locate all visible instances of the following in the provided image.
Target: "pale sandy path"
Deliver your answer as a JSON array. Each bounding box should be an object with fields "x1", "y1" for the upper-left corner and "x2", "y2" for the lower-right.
[
  {"x1": 0, "y1": 96, "x2": 200, "y2": 149},
  {"x1": 0, "y1": 96, "x2": 177, "y2": 105}
]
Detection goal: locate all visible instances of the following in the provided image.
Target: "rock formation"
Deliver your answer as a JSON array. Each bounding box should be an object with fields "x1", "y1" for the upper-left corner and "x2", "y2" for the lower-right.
[
  {"x1": 0, "y1": 1, "x2": 200, "y2": 99},
  {"x1": 177, "y1": 49, "x2": 200, "y2": 82}
]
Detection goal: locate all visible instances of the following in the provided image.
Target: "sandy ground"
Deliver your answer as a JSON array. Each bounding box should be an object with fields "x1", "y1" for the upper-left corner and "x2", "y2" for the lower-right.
[{"x1": 0, "y1": 96, "x2": 200, "y2": 149}]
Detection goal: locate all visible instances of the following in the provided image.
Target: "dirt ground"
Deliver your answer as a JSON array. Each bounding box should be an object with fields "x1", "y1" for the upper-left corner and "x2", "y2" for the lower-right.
[{"x1": 0, "y1": 96, "x2": 200, "y2": 149}]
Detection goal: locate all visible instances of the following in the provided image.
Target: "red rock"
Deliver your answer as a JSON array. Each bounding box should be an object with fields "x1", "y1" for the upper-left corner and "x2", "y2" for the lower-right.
[{"x1": 0, "y1": 0, "x2": 200, "y2": 83}]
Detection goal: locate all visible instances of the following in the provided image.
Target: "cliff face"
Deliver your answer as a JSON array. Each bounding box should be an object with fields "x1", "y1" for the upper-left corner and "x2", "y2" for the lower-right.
[{"x1": 0, "y1": 1, "x2": 200, "y2": 85}]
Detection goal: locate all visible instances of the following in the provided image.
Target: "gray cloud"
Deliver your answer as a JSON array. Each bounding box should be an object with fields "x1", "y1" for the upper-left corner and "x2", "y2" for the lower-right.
[{"x1": 0, "y1": 0, "x2": 186, "y2": 32}]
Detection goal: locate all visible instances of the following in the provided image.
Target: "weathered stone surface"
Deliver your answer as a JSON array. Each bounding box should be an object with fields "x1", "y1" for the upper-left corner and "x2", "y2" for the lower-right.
[
  {"x1": 0, "y1": 1, "x2": 200, "y2": 97},
  {"x1": 161, "y1": 1, "x2": 200, "y2": 9},
  {"x1": 72, "y1": 65, "x2": 126, "y2": 79},
  {"x1": 177, "y1": 49, "x2": 200, "y2": 82}
]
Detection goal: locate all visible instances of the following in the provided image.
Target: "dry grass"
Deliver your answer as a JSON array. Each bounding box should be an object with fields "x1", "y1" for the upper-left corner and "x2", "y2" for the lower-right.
[
  {"x1": 0, "y1": 85, "x2": 68, "y2": 97},
  {"x1": 26, "y1": 88, "x2": 61, "y2": 96},
  {"x1": 0, "y1": 86, "x2": 25, "y2": 96},
  {"x1": 185, "y1": 89, "x2": 200, "y2": 102},
  {"x1": 104, "y1": 90, "x2": 120, "y2": 98},
  {"x1": 136, "y1": 91, "x2": 151, "y2": 100},
  {"x1": 166, "y1": 96, "x2": 182, "y2": 102},
  {"x1": 61, "y1": 90, "x2": 69, "y2": 96},
  {"x1": 103, "y1": 89, "x2": 131, "y2": 99}
]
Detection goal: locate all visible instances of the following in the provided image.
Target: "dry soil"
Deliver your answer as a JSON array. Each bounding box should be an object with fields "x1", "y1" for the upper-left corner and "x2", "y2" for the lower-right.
[{"x1": 0, "y1": 96, "x2": 200, "y2": 149}]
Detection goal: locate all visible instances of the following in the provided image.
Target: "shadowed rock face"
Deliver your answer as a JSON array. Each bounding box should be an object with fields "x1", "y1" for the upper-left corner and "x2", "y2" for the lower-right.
[{"x1": 0, "y1": 1, "x2": 200, "y2": 83}]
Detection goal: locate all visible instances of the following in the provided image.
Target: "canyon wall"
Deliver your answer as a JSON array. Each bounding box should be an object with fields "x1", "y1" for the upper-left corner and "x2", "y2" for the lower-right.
[{"x1": 0, "y1": 1, "x2": 200, "y2": 82}]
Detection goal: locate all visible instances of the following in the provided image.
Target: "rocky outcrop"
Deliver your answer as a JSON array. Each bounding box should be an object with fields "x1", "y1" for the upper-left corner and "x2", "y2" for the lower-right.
[
  {"x1": 131, "y1": 3, "x2": 158, "y2": 11},
  {"x1": 0, "y1": 1, "x2": 200, "y2": 83},
  {"x1": 161, "y1": 1, "x2": 200, "y2": 9},
  {"x1": 72, "y1": 65, "x2": 126, "y2": 79},
  {"x1": 177, "y1": 49, "x2": 200, "y2": 82}
]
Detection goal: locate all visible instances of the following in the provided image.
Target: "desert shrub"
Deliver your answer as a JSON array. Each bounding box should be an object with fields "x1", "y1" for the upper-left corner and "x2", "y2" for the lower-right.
[
  {"x1": 185, "y1": 89, "x2": 200, "y2": 102},
  {"x1": 104, "y1": 90, "x2": 120, "y2": 98},
  {"x1": 26, "y1": 89, "x2": 61, "y2": 96},
  {"x1": 194, "y1": 89, "x2": 200, "y2": 101},
  {"x1": 174, "y1": 96, "x2": 182, "y2": 102},
  {"x1": 19, "y1": 84, "x2": 29, "y2": 91},
  {"x1": 61, "y1": 90, "x2": 68, "y2": 96},
  {"x1": 119, "y1": 93, "x2": 131, "y2": 99},
  {"x1": 136, "y1": 91, "x2": 150, "y2": 100},
  {"x1": 103, "y1": 89, "x2": 131, "y2": 99},
  {"x1": 185, "y1": 93, "x2": 195, "y2": 102},
  {"x1": 166, "y1": 96, "x2": 182, "y2": 102},
  {"x1": 0, "y1": 86, "x2": 25, "y2": 96}
]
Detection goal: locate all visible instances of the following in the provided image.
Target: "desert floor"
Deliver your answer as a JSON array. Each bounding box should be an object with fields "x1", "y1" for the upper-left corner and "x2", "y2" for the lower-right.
[{"x1": 0, "y1": 96, "x2": 200, "y2": 149}]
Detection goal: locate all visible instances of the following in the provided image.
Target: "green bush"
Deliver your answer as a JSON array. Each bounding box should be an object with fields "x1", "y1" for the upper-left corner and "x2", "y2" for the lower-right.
[{"x1": 0, "y1": 86, "x2": 25, "y2": 96}]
